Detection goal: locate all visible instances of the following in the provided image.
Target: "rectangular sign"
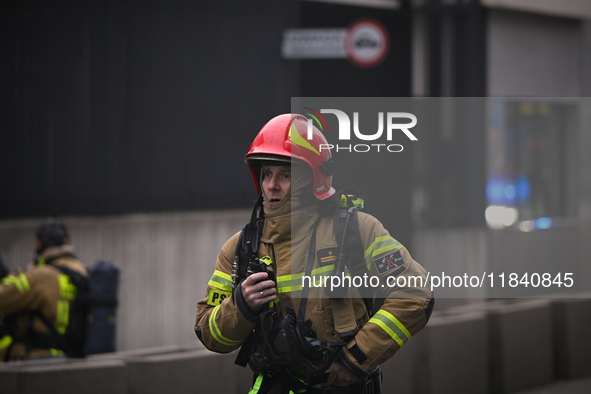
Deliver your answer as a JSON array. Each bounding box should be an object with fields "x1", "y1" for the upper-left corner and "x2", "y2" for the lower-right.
[{"x1": 281, "y1": 29, "x2": 347, "y2": 59}]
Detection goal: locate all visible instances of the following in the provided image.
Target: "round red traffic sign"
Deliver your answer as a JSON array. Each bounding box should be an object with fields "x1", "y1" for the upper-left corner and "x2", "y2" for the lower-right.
[{"x1": 344, "y1": 19, "x2": 390, "y2": 68}]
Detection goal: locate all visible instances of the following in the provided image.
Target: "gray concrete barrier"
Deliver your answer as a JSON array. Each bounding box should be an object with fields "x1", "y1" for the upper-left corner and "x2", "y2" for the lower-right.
[
  {"x1": 125, "y1": 349, "x2": 220, "y2": 394},
  {"x1": 4, "y1": 297, "x2": 591, "y2": 394},
  {"x1": 420, "y1": 311, "x2": 489, "y2": 394},
  {"x1": 380, "y1": 330, "x2": 422, "y2": 394},
  {"x1": 94, "y1": 344, "x2": 252, "y2": 394},
  {"x1": 488, "y1": 299, "x2": 554, "y2": 393},
  {"x1": 0, "y1": 358, "x2": 127, "y2": 394},
  {"x1": 551, "y1": 296, "x2": 591, "y2": 379}
]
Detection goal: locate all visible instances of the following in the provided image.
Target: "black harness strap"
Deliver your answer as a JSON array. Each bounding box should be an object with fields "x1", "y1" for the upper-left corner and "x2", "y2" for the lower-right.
[
  {"x1": 232, "y1": 194, "x2": 265, "y2": 289},
  {"x1": 332, "y1": 206, "x2": 376, "y2": 317},
  {"x1": 333, "y1": 207, "x2": 365, "y2": 278},
  {"x1": 297, "y1": 226, "x2": 318, "y2": 322}
]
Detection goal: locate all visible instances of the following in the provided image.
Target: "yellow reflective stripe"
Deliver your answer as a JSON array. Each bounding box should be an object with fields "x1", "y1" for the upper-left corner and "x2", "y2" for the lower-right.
[
  {"x1": 277, "y1": 272, "x2": 304, "y2": 293},
  {"x1": 57, "y1": 274, "x2": 77, "y2": 300},
  {"x1": 368, "y1": 310, "x2": 411, "y2": 347},
  {"x1": 364, "y1": 236, "x2": 403, "y2": 269},
  {"x1": 248, "y1": 373, "x2": 265, "y2": 394},
  {"x1": 289, "y1": 123, "x2": 320, "y2": 155},
  {"x1": 279, "y1": 265, "x2": 347, "y2": 292},
  {"x1": 0, "y1": 335, "x2": 13, "y2": 349},
  {"x1": 50, "y1": 349, "x2": 64, "y2": 356},
  {"x1": 307, "y1": 265, "x2": 335, "y2": 288},
  {"x1": 55, "y1": 300, "x2": 69, "y2": 335},
  {"x1": 208, "y1": 305, "x2": 243, "y2": 347},
  {"x1": 208, "y1": 270, "x2": 233, "y2": 291},
  {"x1": 19, "y1": 274, "x2": 31, "y2": 292},
  {"x1": 3, "y1": 274, "x2": 31, "y2": 293}
]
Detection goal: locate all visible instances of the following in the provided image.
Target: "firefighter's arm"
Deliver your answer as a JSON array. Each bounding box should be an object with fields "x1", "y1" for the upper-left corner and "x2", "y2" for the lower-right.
[
  {"x1": 194, "y1": 232, "x2": 259, "y2": 353},
  {"x1": 0, "y1": 269, "x2": 43, "y2": 315},
  {"x1": 338, "y1": 215, "x2": 433, "y2": 378}
]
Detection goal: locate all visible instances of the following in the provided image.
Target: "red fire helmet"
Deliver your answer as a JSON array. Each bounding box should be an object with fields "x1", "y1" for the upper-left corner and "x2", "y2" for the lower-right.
[{"x1": 245, "y1": 114, "x2": 335, "y2": 200}]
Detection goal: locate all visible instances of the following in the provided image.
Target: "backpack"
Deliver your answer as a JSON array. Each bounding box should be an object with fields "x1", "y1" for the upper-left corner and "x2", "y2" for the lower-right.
[{"x1": 81, "y1": 260, "x2": 119, "y2": 355}]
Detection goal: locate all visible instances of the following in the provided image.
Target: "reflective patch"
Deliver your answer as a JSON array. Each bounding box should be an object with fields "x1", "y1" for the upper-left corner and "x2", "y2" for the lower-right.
[
  {"x1": 207, "y1": 289, "x2": 231, "y2": 306},
  {"x1": 259, "y1": 256, "x2": 273, "y2": 266},
  {"x1": 373, "y1": 250, "x2": 405, "y2": 276},
  {"x1": 58, "y1": 274, "x2": 77, "y2": 300},
  {"x1": 317, "y1": 248, "x2": 338, "y2": 266}
]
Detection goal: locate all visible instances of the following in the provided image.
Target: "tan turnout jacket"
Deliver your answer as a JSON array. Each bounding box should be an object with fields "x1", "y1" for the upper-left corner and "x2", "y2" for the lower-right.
[{"x1": 195, "y1": 205, "x2": 432, "y2": 381}]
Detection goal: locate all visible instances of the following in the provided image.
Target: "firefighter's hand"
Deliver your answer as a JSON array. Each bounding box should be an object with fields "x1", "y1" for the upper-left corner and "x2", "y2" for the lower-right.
[
  {"x1": 241, "y1": 272, "x2": 276, "y2": 310},
  {"x1": 325, "y1": 362, "x2": 360, "y2": 387}
]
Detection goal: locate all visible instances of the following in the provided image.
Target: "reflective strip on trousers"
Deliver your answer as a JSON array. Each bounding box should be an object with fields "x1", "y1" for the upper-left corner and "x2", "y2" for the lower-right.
[{"x1": 248, "y1": 373, "x2": 265, "y2": 394}]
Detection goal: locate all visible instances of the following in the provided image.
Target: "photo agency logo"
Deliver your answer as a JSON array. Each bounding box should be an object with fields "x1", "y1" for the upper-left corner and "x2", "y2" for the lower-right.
[{"x1": 301, "y1": 107, "x2": 418, "y2": 153}]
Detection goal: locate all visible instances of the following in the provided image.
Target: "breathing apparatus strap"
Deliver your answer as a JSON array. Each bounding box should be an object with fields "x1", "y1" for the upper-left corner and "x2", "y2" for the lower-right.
[
  {"x1": 297, "y1": 226, "x2": 317, "y2": 322},
  {"x1": 233, "y1": 193, "x2": 266, "y2": 368},
  {"x1": 332, "y1": 203, "x2": 376, "y2": 318},
  {"x1": 238, "y1": 223, "x2": 345, "y2": 376},
  {"x1": 232, "y1": 193, "x2": 265, "y2": 289}
]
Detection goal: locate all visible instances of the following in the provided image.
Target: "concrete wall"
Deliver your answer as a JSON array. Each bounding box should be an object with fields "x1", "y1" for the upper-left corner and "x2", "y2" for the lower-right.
[{"x1": 0, "y1": 209, "x2": 251, "y2": 351}]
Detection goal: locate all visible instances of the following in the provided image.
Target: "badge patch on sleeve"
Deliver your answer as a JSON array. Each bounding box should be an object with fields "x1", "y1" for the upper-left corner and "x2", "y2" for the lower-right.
[
  {"x1": 207, "y1": 289, "x2": 231, "y2": 306},
  {"x1": 317, "y1": 248, "x2": 338, "y2": 267},
  {"x1": 373, "y1": 250, "x2": 405, "y2": 276}
]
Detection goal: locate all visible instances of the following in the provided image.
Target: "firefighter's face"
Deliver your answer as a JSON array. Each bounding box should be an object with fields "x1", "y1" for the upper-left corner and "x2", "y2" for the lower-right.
[{"x1": 261, "y1": 166, "x2": 290, "y2": 204}]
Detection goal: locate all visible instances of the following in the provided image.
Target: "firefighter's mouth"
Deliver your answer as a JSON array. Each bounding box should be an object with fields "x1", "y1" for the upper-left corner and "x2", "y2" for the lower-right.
[{"x1": 269, "y1": 198, "x2": 281, "y2": 203}]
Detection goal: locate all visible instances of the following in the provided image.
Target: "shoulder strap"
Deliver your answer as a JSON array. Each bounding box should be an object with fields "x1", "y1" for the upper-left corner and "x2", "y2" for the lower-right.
[
  {"x1": 333, "y1": 207, "x2": 365, "y2": 278},
  {"x1": 297, "y1": 226, "x2": 318, "y2": 322},
  {"x1": 232, "y1": 193, "x2": 265, "y2": 289},
  {"x1": 50, "y1": 264, "x2": 90, "y2": 293},
  {"x1": 332, "y1": 206, "x2": 376, "y2": 317}
]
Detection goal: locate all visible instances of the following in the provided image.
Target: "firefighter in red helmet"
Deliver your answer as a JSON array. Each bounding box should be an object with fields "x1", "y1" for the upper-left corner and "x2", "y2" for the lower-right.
[{"x1": 195, "y1": 114, "x2": 433, "y2": 393}]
